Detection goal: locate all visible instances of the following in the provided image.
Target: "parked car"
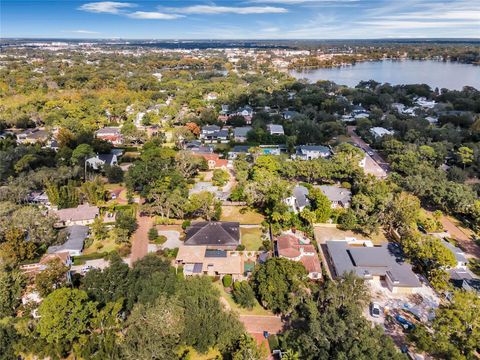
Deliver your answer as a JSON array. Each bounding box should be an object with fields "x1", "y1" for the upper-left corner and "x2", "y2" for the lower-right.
[
  {"x1": 367, "y1": 151, "x2": 374, "y2": 156},
  {"x1": 395, "y1": 314, "x2": 416, "y2": 331},
  {"x1": 370, "y1": 302, "x2": 381, "y2": 317}
]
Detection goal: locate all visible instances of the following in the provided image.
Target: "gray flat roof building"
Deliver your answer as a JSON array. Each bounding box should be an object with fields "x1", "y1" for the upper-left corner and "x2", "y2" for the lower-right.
[{"x1": 326, "y1": 241, "x2": 421, "y2": 291}]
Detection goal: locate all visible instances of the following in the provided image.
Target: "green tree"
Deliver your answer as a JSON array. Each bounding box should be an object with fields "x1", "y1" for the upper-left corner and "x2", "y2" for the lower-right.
[
  {"x1": 80, "y1": 177, "x2": 107, "y2": 205},
  {"x1": 35, "y1": 258, "x2": 69, "y2": 297},
  {"x1": 0, "y1": 227, "x2": 37, "y2": 265},
  {"x1": 116, "y1": 209, "x2": 138, "y2": 236},
  {"x1": 104, "y1": 164, "x2": 124, "y2": 183},
  {"x1": 411, "y1": 290, "x2": 480, "y2": 359},
  {"x1": 185, "y1": 191, "x2": 222, "y2": 221},
  {"x1": 250, "y1": 258, "x2": 308, "y2": 314},
  {"x1": 71, "y1": 143, "x2": 94, "y2": 165},
  {"x1": 0, "y1": 322, "x2": 18, "y2": 360},
  {"x1": 37, "y1": 288, "x2": 98, "y2": 353},
  {"x1": 232, "y1": 281, "x2": 256, "y2": 309},
  {"x1": 121, "y1": 297, "x2": 184, "y2": 360},
  {"x1": 308, "y1": 187, "x2": 332, "y2": 223},
  {"x1": 0, "y1": 266, "x2": 26, "y2": 317},
  {"x1": 232, "y1": 334, "x2": 268, "y2": 360},
  {"x1": 456, "y1": 146, "x2": 474, "y2": 169},
  {"x1": 212, "y1": 169, "x2": 230, "y2": 187}
]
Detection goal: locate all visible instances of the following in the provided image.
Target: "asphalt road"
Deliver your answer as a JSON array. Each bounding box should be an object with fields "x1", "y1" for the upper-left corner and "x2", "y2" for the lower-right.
[{"x1": 347, "y1": 126, "x2": 391, "y2": 173}]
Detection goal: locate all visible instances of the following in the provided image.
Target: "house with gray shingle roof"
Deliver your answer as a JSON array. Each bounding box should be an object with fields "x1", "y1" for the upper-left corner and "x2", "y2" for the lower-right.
[
  {"x1": 285, "y1": 185, "x2": 309, "y2": 213},
  {"x1": 47, "y1": 225, "x2": 89, "y2": 256},
  {"x1": 184, "y1": 221, "x2": 240, "y2": 250},
  {"x1": 318, "y1": 185, "x2": 351, "y2": 208}
]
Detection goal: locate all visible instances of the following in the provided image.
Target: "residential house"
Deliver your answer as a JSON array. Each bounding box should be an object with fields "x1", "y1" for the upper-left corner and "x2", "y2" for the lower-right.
[
  {"x1": 200, "y1": 125, "x2": 229, "y2": 143},
  {"x1": 175, "y1": 246, "x2": 243, "y2": 280},
  {"x1": 26, "y1": 191, "x2": 50, "y2": 206},
  {"x1": 276, "y1": 233, "x2": 321, "y2": 279},
  {"x1": 259, "y1": 144, "x2": 287, "y2": 155},
  {"x1": 234, "y1": 106, "x2": 254, "y2": 124},
  {"x1": 47, "y1": 225, "x2": 89, "y2": 257},
  {"x1": 441, "y1": 239, "x2": 468, "y2": 269},
  {"x1": 325, "y1": 239, "x2": 422, "y2": 294},
  {"x1": 425, "y1": 116, "x2": 438, "y2": 124},
  {"x1": 370, "y1": 127, "x2": 394, "y2": 138},
  {"x1": 282, "y1": 110, "x2": 300, "y2": 120},
  {"x1": 206, "y1": 92, "x2": 218, "y2": 101},
  {"x1": 193, "y1": 152, "x2": 228, "y2": 170},
  {"x1": 86, "y1": 154, "x2": 118, "y2": 170},
  {"x1": 20, "y1": 251, "x2": 72, "y2": 276},
  {"x1": 52, "y1": 204, "x2": 99, "y2": 227},
  {"x1": 233, "y1": 126, "x2": 252, "y2": 143},
  {"x1": 294, "y1": 145, "x2": 331, "y2": 160},
  {"x1": 267, "y1": 124, "x2": 285, "y2": 136},
  {"x1": 415, "y1": 97, "x2": 436, "y2": 109},
  {"x1": 184, "y1": 221, "x2": 240, "y2": 250},
  {"x1": 16, "y1": 128, "x2": 49, "y2": 144},
  {"x1": 95, "y1": 127, "x2": 123, "y2": 145},
  {"x1": 359, "y1": 153, "x2": 388, "y2": 179},
  {"x1": 228, "y1": 145, "x2": 251, "y2": 160},
  {"x1": 351, "y1": 105, "x2": 369, "y2": 119},
  {"x1": 285, "y1": 185, "x2": 310, "y2": 213},
  {"x1": 318, "y1": 185, "x2": 351, "y2": 208}
]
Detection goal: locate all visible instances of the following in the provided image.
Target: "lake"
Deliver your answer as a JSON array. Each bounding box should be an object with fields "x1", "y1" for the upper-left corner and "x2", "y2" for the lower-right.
[{"x1": 289, "y1": 60, "x2": 480, "y2": 90}]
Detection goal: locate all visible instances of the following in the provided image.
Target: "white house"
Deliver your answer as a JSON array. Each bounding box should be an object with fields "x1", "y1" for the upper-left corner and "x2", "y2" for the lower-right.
[
  {"x1": 267, "y1": 124, "x2": 285, "y2": 136},
  {"x1": 370, "y1": 127, "x2": 394, "y2": 138},
  {"x1": 52, "y1": 204, "x2": 99, "y2": 227},
  {"x1": 86, "y1": 154, "x2": 118, "y2": 170},
  {"x1": 285, "y1": 185, "x2": 309, "y2": 213},
  {"x1": 294, "y1": 145, "x2": 331, "y2": 160}
]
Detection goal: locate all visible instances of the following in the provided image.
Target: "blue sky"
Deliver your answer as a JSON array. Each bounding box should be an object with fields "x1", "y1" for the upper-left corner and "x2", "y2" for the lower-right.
[{"x1": 1, "y1": 0, "x2": 479, "y2": 39}]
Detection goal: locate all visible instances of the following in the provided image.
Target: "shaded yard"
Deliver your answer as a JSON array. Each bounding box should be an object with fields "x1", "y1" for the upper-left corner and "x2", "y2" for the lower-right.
[
  {"x1": 241, "y1": 227, "x2": 264, "y2": 251},
  {"x1": 221, "y1": 206, "x2": 265, "y2": 224},
  {"x1": 212, "y1": 281, "x2": 272, "y2": 316}
]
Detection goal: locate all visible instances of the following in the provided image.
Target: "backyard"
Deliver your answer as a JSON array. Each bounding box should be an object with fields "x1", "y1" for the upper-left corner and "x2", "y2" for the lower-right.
[
  {"x1": 240, "y1": 227, "x2": 264, "y2": 251},
  {"x1": 212, "y1": 281, "x2": 272, "y2": 316},
  {"x1": 221, "y1": 206, "x2": 265, "y2": 224}
]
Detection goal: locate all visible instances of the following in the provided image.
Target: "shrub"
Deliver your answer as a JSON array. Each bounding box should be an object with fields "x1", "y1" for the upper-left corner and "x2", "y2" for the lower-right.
[
  {"x1": 182, "y1": 220, "x2": 191, "y2": 230},
  {"x1": 236, "y1": 244, "x2": 246, "y2": 251},
  {"x1": 222, "y1": 274, "x2": 233, "y2": 288},
  {"x1": 148, "y1": 227, "x2": 158, "y2": 241}
]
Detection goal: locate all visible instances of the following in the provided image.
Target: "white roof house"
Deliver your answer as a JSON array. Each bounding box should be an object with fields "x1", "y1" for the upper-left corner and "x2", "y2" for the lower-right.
[
  {"x1": 267, "y1": 124, "x2": 285, "y2": 136},
  {"x1": 370, "y1": 127, "x2": 394, "y2": 138}
]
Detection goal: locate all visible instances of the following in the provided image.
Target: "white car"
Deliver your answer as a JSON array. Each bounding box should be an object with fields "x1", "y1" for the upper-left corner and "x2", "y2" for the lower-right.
[
  {"x1": 370, "y1": 302, "x2": 381, "y2": 318},
  {"x1": 367, "y1": 151, "x2": 374, "y2": 156}
]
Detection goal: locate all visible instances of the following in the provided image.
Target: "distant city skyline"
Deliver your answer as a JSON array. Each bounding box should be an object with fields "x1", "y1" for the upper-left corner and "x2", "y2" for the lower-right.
[{"x1": 1, "y1": 0, "x2": 479, "y2": 39}]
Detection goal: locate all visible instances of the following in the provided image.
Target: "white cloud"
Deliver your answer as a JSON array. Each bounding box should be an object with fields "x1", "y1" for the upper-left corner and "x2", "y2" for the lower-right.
[
  {"x1": 249, "y1": 0, "x2": 358, "y2": 3},
  {"x1": 128, "y1": 11, "x2": 183, "y2": 20},
  {"x1": 64, "y1": 29, "x2": 100, "y2": 34},
  {"x1": 171, "y1": 5, "x2": 288, "y2": 15},
  {"x1": 78, "y1": 1, "x2": 136, "y2": 14}
]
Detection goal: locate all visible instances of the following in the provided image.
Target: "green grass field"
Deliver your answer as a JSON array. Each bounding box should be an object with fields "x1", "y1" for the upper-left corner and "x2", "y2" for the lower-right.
[
  {"x1": 240, "y1": 227, "x2": 264, "y2": 251},
  {"x1": 221, "y1": 206, "x2": 265, "y2": 224}
]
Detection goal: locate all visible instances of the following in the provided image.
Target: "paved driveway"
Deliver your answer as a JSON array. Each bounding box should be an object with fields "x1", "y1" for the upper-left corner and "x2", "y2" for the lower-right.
[
  {"x1": 130, "y1": 215, "x2": 154, "y2": 264},
  {"x1": 158, "y1": 230, "x2": 182, "y2": 249},
  {"x1": 239, "y1": 315, "x2": 284, "y2": 334}
]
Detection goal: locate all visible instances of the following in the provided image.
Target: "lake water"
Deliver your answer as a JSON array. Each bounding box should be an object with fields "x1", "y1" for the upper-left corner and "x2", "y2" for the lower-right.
[{"x1": 289, "y1": 60, "x2": 480, "y2": 90}]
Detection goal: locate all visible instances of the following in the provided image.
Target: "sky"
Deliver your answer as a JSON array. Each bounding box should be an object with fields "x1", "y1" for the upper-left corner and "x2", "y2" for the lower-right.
[{"x1": 1, "y1": 0, "x2": 479, "y2": 39}]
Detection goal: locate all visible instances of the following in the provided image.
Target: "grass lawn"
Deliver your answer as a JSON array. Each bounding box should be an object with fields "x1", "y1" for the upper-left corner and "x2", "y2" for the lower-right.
[
  {"x1": 241, "y1": 227, "x2": 264, "y2": 251},
  {"x1": 212, "y1": 281, "x2": 272, "y2": 316},
  {"x1": 83, "y1": 236, "x2": 120, "y2": 255},
  {"x1": 221, "y1": 206, "x2": 265, "y2": 224}
]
